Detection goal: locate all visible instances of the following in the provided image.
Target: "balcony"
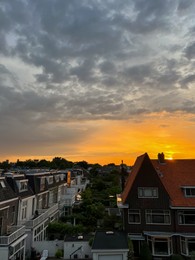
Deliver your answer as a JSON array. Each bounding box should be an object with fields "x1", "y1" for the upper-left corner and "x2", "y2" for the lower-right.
[
  {"x1": 0, "y1": 226, "x2": 25, "y2": 246},
  {"x1": 59, "y1": 194, "x2": 76, "y2": 208},
  {"x1": 24, "y1": 203, "x2": 59, "y2": 229}
]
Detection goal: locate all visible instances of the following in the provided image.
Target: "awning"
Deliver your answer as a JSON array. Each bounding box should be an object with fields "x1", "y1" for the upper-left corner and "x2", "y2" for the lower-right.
[
  {"x1": 143, "y1": 231, "x2": 175, "y2": 238},
  {"x1": 128, "y1": 234, "x2": 145, "y2": 240},
  {"x1": 178, "y1": 233, "x2": 195, "y2": 238}
]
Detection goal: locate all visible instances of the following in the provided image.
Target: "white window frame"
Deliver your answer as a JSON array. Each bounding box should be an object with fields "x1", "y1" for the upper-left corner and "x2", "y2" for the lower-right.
[
  {"x1": 0, "y1": 180, "x2": 6, "y2": 188},
  {"x1": 180, "y1": 237, "x2": 195, "y2": 256},
  {"x1": 138, "y1": 187, "x2": 158, "y2": 198},
  {"x1": 128, "y1": 209, "x2": 141, "y2": 224},
  {"x1": 145, "y1": 209, "x2": 171, "y2": 225},
  {"x1": 21, "y1": 200, "x2": 27, "y2": 220},
  {"x1": 178, "y1": 210, "x2": 195, "y2": 225},
  {"x1": 40, "y1": 177, "x2": 45, "y2": 191},
  {"x1": 47, "y1": 176, "x2": 53, "y2": 184},
  {"x1": 182, "y1": 186, "x2": 195, "y2": 197},
  {"x1": 148, "y1": 236, "x2": 173, "y2": 256},
  {"x1": 55, "y1": 175, "x2": 60, "y2": 182},
  {"x1": 17, "y1": 180, "x2": 28, "y2": 192}
]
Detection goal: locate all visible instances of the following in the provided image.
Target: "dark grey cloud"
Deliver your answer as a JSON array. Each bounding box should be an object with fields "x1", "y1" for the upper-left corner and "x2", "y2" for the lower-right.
[{"x1": 0, "y1": 0, "x2": 195, "y2": 154}]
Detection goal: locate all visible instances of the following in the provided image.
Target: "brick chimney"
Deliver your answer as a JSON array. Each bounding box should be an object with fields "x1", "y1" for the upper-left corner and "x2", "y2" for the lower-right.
[{"x1": 158, "y1": 152, "x2": 165, "y2": 164}]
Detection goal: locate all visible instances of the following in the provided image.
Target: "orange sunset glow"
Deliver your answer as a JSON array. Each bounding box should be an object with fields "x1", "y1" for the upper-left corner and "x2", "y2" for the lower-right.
[{"x1": 2, "y1": 111, "x2": 195, "y2": 166}]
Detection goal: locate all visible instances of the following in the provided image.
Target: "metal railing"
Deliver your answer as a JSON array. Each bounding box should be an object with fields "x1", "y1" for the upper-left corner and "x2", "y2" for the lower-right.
[
  {"x1": 25, "y1": 203, "x2": 59, "y2": 228},
  {"x1": 0, "y1": 226, "x2": 25, "y2": 245}
]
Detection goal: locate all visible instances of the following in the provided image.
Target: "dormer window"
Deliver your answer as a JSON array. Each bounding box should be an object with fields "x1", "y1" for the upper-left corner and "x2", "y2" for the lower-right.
[
  {"x1": 55, "y1": 175, "x2": 59, "y2": 182},
  {"x1": 17, "y1": 180, "x2": 28, "y2": 192},
  {"x1": 47, "y1": 176, "x2": 53, "y2": 184},
  {"x1": 0, "y1": 180, "x2": 5, "y2": 188},
  {"x1": 40, "y1": 177, "x2": 45, "y2": 191},
  {"x1": 183, "y1": 187, "x2": 195, "y2": 197},
  {"x1": 138, "y1": 187, "x2": 158, "y2": 198}
]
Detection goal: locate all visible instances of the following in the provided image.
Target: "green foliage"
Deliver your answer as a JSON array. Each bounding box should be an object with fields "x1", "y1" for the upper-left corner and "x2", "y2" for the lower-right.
[
  {"x1": 89, "y1": 237, "x2": 94, "y2": 247},
  {"x1": 47, "y1": 222, "x2": 86, "y2": 239},
  {"x1": 191, "y1": 251, "x2": 195, "y2": 260},
  {"x1": 128, "y1": 238, "x2": 134, "y2": 260},
  {"x1": 55, "y1": 249, "x2": 63, "y2": 258},
  {"x1": 140, "y1": 242, "x2": 152, "y2": 260},
  {"x1": 171, "y1": 254, "x2": 184, "y2": 260}
]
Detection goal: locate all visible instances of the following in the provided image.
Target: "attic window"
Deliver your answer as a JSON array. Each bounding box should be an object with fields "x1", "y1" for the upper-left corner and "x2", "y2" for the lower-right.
[
  {"x1": 55, "y1": 175, "x2": 59, "y2": 182},
  {"x1": 17, "y1": 180, "x2": 28, "y2": 192},
  {"x1": 47, "y1": 176, "x2": 53, "y2": 184},
  {"x1": 138, "y1": 187, "x2": 158, "y2": 198}
]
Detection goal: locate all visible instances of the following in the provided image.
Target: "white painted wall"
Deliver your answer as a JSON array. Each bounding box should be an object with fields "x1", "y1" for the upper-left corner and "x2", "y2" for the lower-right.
[
  {"x1": 0, "y1": 247, "x2": 8, "y2": 259},
  {"x1": 64, "y1": 240, "x2": 92, "y2": 259},
  {"x1": 34, "y1": 240, "x2": 64, "y2": 258}
]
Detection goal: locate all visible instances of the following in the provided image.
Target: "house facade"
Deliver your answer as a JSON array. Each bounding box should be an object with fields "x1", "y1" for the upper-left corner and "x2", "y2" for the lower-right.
[
  {"x1": 0, "y1": 176, "x2": 27, "y2": 260},
  {"x1": 118, "y1": 153, "x2": 195, "y2": 258}
]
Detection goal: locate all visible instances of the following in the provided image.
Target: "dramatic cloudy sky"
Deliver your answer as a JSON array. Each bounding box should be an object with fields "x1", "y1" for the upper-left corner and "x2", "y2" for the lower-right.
[{"x1": 1, "y1": 0, "x2": 195, "y2": 165}]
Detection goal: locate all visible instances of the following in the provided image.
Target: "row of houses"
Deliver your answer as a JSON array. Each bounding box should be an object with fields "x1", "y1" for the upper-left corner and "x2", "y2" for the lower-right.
[
  {"x1": 118, "y1": 152, "x2": 195, "y2": 258},
  {"x1": 0, "y1": 168, "x2": 89, "y2": 259}
]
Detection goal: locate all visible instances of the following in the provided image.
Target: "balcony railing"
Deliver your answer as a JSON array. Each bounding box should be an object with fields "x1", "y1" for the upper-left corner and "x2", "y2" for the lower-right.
[
  {"x1": 0, "y1": 226, "x2": 25, "y2": 246},
  {"x1": 25, "y1": 203, "x2": 59, "y2": 229}
]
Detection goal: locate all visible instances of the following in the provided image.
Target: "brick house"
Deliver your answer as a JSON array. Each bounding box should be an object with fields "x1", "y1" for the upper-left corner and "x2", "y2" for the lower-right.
[{"x1": 117, "y1": 153, "x2": 195, "y2": 258}]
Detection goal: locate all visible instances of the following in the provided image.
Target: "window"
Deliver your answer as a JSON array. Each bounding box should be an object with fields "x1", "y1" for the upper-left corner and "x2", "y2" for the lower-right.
[
  {"x1": 146, "y1": 210, "x2": 171, "y2": 224},
  {"x1": 21, "y1": 201, "x2": 27, "y2": 220},
  {"x1": 0, "y1": 180, "x2": 6, "y2": 188},
  {"x1": 138, "y1": 187, "x2": 158, "y2": 198},
  {"x1": 148, "y1": 237, "x2": 172, "y2": 256},
  {"x1": 11, "y1": 206, "x2": 15, "y2": 224},
  {"x1": 178, "y1": 210, "x2": 195, "y2": 225},
  {"x1": 181, "y1": 237, "x2": 195, "y2": 256},
  {"x1": 184, "y1": 188, "x2": 195, "y2": 197},
  {"x1": 40, "y1": 177, "x2": 45, "y2": 191},
  {"x1": 128, "y1": 209, "x2": 141, "y2": 224},
  {"x1": 55, "y1": 175, "x2": 59, "y2": 182},
  {"x1": 47, "y1": 176, "x2": 53, "y2": 184},
  {"x1": 17, "y1": 180, "x2": 28, "y2": 192}
]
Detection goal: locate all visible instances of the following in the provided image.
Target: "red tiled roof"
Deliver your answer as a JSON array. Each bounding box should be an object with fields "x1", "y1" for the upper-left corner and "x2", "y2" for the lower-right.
[
  {"x1": 121, "y1": 153, "x2": 147, "y2": 203},
  {"x1": 151, "y1": 159, "x2": 195, "y2": 207}
]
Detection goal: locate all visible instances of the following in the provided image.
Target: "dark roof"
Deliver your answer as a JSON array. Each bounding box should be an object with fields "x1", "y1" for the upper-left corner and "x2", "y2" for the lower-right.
[
  {"x1": 0, "y1": 177, "x2": 18, "y2": 202},
  {"x1": 6, "y1": 175, "x2": 34, "y2": 198},
  {"x1": 92, "y1": 231, "x2": 128, "y2": 250}
]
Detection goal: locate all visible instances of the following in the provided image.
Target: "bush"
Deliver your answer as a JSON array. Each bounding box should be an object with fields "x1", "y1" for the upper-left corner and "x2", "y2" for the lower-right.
[
  {"x1": 191, "y1": 251, "x2": 195, "y2": 260},
  {"x1": 140, "y1": 242, "x2": 152, "y2": 260},
  {"x1": 55, "y1": 249, "x2": 63, "y2": 258}
]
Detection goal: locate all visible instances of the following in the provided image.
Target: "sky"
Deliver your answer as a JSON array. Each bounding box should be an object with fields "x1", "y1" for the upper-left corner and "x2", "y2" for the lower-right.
[{"x1": 0, "y1": 0, "x2": 195, "y2": 165}]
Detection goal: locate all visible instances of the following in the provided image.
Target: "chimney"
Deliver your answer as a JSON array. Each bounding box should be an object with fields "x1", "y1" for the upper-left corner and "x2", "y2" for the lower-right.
[
  {"x1": 121, "y1": 160, "x2": 125, "y2": 191},
  {"x1": 158, "y1": 153, "x2": 165, "y2": 164}
]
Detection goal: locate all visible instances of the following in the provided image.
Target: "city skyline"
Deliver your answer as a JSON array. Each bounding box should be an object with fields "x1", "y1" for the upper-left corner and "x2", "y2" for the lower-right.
[{"x1": 0, "y1": 0, "x2": 195, "y2": 165}]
